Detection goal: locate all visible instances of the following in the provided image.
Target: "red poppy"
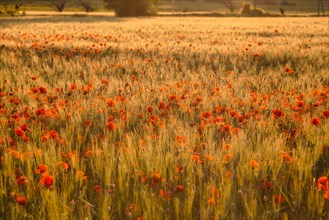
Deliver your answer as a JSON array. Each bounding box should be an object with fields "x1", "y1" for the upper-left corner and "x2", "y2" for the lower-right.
[
  {"x1": 281, "y1": 152, "x2": 293, "y2": 164},
  {"x1": 16, "y1": 176, "x2": 28, "y2": 186},
  {"x1": 318, "y1": 176, "x2": 328, "y2": 191},
  {"x1": 195, "y1": 97, "x2": 203, "y2": 102},
  {"x1": 20, "y1": 124, "x2": 30, "y2": 132},
  {"x1": 272, "y1": 109, "x2": 284, "y2": 119},
  {"x1": 229, "y1": 110, "x2": 237, "y2": 117},
  {"x1": 41, "y1": 135, "x2": 49, "y2": 142},
  {"x1": 39, "y1": 87, "x2": 47, "y2": 94},
  {"x1": 284, "y1": 67, "x2": 294, "y2": 74},
  {"x1": 49, "y1": 130, "x2": 59, "y2": 140},
  {"x1": 310, "y1": 117, "x2": 321, "y2": 126},
  {"x1": 35, "y1": 164, "x2": 48, "y2": 175},
  {"x1": 106, "y1": 99, "x2": 115, "y2": 107},
  {"x1": 201, "y1": 111, "x2": 212, "y2": 119},
  {"x1": 325, "y1": 190, "x2": 329, "y2": 200},
  {"x1": 175, "y1": 185, "x2": 185, "y2": 192},
  {"x1": 158, "y1": 102, "x2": 167, "y2": 110},
  {"x1": 15, "y1": 128, "x2": 25, "y2": 138},
  {"x1": 35, "y1": 107, "x2": 46, "y2": 116},
  {"x1": 175, "y1": 135, "x2": 186, "y2": 144},
  {"x1": 146, "y1": 106, "x2": 154, "y2": 113},
  {"x1": 70, "y1": 84, "x2": 78, "y2": 91},
  {"x1": 40, "y1": 175, "x2": 54, "y2": 187},
  {"x1": 261, "y1": 179, "x2": 272, "y2": 190},
  {"x1": 76, "y1": 171, "x2": 87, "y2": 180},
  {"x1": 16, "y1": 197, "x2": 26, "y2": 205},
  {"x1": 56, "y1": 161, "x2": 69, "y2": 170},
  {"x1": 250, "y1": 160, "x2": 259, "y2": 169},
  {"x1": 106, "y1": 121, "x2": 116, "y2": 131},
  {"x1": 323, "y1": 110, "x2": 329, "y2": 119},
  {"x1": 274, "y1": 194, "x2": 286, "y2": 204}
]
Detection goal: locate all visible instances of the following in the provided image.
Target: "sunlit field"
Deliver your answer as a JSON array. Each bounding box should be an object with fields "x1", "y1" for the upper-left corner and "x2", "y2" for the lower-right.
[{"x1": 0, "y1": 16, "x2": 329, "y2": 219}]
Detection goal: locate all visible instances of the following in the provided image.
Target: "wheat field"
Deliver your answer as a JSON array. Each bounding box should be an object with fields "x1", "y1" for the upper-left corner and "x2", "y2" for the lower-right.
[{"x1": 0, "y1": 16, "x2": 329, "y2": 219}]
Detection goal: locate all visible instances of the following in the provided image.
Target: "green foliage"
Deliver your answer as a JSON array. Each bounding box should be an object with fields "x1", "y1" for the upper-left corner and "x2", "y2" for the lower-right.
[{"x1": 103, "y1": 0, "x2": 157, "y2": 17}]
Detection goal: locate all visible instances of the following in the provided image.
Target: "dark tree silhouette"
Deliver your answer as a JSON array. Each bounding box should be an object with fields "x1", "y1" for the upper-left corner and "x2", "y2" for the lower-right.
[
  {"x1": 53, "y1": 0, "x2": 66, "y2": 12},
  {"x1": 221, "y1": 1, "x2": 236, "y2": 13},
  {"x1": 80, "y1": 0, "x2": 94, "y2": 13},
  {"x1": 103, "y1": 0, "x2": 158, "y2": 17}
]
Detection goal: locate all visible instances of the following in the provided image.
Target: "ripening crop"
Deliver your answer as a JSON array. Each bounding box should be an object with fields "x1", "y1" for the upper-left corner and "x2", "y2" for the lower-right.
[{"x1": 0, "y1": 16, "x2": 328, "y2": 219}]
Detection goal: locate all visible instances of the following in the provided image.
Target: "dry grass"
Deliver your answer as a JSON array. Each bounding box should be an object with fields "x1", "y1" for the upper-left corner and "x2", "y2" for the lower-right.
[{"x1": 0, "y1": 16, "x2": 329, "y2": 219}]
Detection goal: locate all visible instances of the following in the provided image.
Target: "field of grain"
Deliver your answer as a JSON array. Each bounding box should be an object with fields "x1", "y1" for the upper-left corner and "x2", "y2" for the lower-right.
[{"x1": 0, "y1": 16, "x2": 329, "y2": 219}]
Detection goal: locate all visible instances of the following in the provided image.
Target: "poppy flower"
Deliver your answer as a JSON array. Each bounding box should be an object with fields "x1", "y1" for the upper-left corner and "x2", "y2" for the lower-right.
[
  {"x1": 41, "y1": 135, "x2": 49, "y2": 142},
  {"x1": 83, "y1": 119, "x2": 92, "y2": 128},
  {"x1": 16, "y1": 176, "x2": 28, "y2": 186},
  {"x1": 40, "y1": 175, "x2": 54, "y2": 187},
  {"x1": 175, "y1": 135, "x2": 186, "y2": 144},
  {"x1": 284, "y1": 67, "x2": 294, "y2": 74},
  {"x1": 274, "y1": 194, "x2": 286, "y2": 204},
  {"x1": 151, "y1": 172, "x2": 161, "y2": 184},
  {"x1": 39, "y1": 87, "x2": 47, "y2": 94},
  {"x1": 146, "y1": 106, "x2": 154, "y2": 113},
  {"x1": 261, "y1": 179, "x2": 272, "y2": 190},
  {"x1": 106, "y1": 99, "x2": 115, "y2": 107},
  {"x1": 192, "y1": 154, "x2": 202, "y2": 164},
  {"x1": 159, "y1": 189, "x2": 164, "y2": 198},
  {"x1": 281, "y1": 152, "x2": 293, "y2": 164},
  {"x1": 201, "y1": 111, "x2": 212, "y2": 119},
  {"x1": 322, "y1": 110, "x2": 329, "y2": 119},
  {"x1": 229, "y1": 110, "x2": 237, "y2": 117},
  {"x1": 35, "y1": 164, "x2": 48, "y2": 175},
  {"x1": 272, "y1": 109, "x2": 284, "y2": 119},
  {"x1": 35, "y1": 107, "x2": 46, "y2": 116},
  {"x1": 223, "y1": 153, "x2": 234, "y2": 162},
  {"x1": 158, "y1": 102, "x2": 167, "y2": 110},
  {"x1": 15, "y1": 128, "x2": 25, "y2": 138},
  {"x1": 318, "y1": 176, "x2": 328, "y2": 191},
  {"x1": 56, "y1": 161, "x2": 69, "y2": 170},
  {"x1": 16, "y1": 197, "x2": 26, "y2": 205},
  {"x1": 250, "y1": 160, "x2": 259, "y2": 169},
  {"x1": 20, "y1": 124, "x2": 30, "y2": 132},
  {"x1": 221, "y1": 124, "x2": 231, "y2": 133},
  {"x1": 49, "y1": 130, "x2": 59, "y2": 140},
  {"x1": 310, "y1": 117, "x2": 321, "y2": 126},
  {"x1": 94, "y1": 185, "x2": 103, "y2": 193},
  {"x1": 76, "y1": 171, "x2": 87, "y2": 180},
  {"x1": 106, "y1": 121, "x2": 116, "y2": 131},
  {"x1": 195, "y1": 97, "x2": 203, "y2": 102},
  {"x1": 175, "y1": 185, "x2": 185, "y2": 192},
  {"x1": 222, "y1": 144, "x2": 231, "y2": 151},
  {"x1": 325, "y1": 190, "x2": 329, "y2": 200},
  {"x1": 70, "y1": 84, "x2": 78, "y2": 91}
]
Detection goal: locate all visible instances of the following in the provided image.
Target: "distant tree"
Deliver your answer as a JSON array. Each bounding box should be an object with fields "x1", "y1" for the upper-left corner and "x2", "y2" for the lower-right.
[
  {"x1": 103, "y1": 0, "x2": 158, "y2": 17},
  {"x1": 205, "y1": 0, "x2": 236, "y2": 13},
  {"x1": 0, "y1": 2, "x2": 23, "y2": 15},
  {"x1": 221, "y1": 1, "x2": 236, "y2": 12},
  {"x1": 53, "y1": 0, "x2": 66, "y2": 12},
  {"x1": 80, "y1": 0, "x2": 94, "y2": 13}
]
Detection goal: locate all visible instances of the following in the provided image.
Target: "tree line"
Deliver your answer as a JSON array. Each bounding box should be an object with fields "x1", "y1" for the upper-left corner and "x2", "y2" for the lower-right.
[{"x1": 0, "y1": 0, "x2": 295, "y2": 17}]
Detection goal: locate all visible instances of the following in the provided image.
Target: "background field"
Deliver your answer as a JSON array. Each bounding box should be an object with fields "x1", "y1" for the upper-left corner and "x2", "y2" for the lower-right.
[
  {"x1": 0, "y1": 0, "x2": 328, "y2": 15},
  {"x1": 0, "y1": 15, "x2": 329, "y2": 219}
]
